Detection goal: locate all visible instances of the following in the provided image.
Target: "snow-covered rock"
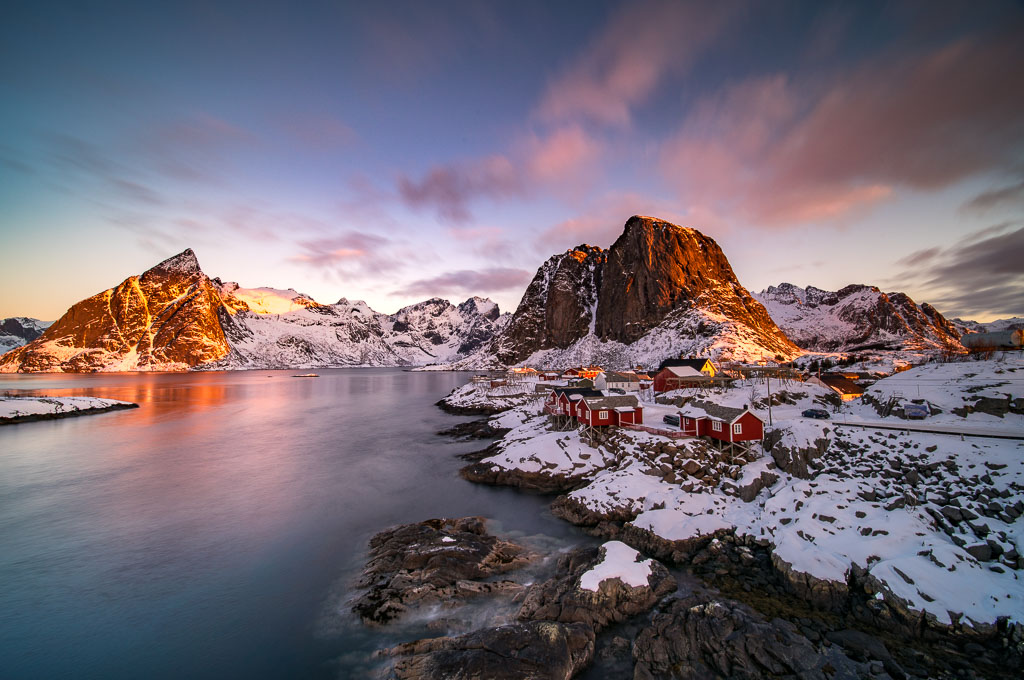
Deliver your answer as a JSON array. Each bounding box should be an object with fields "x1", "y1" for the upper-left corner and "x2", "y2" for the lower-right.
[
  {"x1": 0, "y1": 317, "x2": 51, "y2": 353},
  {"x1": 755, "y1": 282, "x2": 963, "y2": 353}
]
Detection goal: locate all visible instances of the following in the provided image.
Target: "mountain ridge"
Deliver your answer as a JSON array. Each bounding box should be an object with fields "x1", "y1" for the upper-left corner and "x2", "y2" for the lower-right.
[{"x1": 1, "y1": 217, "x2": 991, "y2": 372}]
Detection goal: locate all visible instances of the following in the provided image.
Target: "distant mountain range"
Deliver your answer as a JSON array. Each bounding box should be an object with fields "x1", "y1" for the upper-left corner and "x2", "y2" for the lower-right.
[
  {"x1": 0, "y1": 215, "x2": 1009, "y2": 372},
  {"x1": 0, "y1": 317, "x2": 52, "y2": 355},
  {"x1": 753, "y1": 283, "x2": 963, "y2": 353},
  {"x1": 0, "y1": 250, "x2": 508, "y2": 372}
]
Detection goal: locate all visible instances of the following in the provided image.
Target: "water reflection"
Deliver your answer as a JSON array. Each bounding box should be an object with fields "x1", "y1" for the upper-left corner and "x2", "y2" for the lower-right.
[{"x1": 0, "y1": 369, "x2": 588, "y2": 679}]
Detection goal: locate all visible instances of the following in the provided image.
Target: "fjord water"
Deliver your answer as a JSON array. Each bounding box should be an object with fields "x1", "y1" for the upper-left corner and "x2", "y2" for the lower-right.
[{"x1": 0, "y1": 369, "x2": 581, "y2": 679}]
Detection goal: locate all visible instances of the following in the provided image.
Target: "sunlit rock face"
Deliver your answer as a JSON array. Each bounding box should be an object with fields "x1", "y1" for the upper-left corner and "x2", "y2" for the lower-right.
[
  {"x1": 0, "y1": 249, "x2": 511, "y2": 372},
  {"x1": 755, "y1": 282, "x2": 964, "y2": 352},
  {"x1": 0, "y1": 250, "x2": 232, "y2": 372},
  {"x1": 487, "y1": 216, "x2": 799, "y2": 365},
  {"x1": 596, "y1": 216, "x2": 792, "y2": 350}
]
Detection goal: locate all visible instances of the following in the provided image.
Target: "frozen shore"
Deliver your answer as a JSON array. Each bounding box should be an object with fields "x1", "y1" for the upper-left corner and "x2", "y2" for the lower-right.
[
  {"x1": 0, "y1": 396, "x2": 138, "y2": 425},
  {"x1": 433, "y1": 357, "x2": 1024, "y2": 678}
]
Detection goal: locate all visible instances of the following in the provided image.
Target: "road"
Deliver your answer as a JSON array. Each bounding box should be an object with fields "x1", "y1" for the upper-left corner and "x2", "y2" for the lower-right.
[{"x1": 829, "y1": 418, "x2": 1024, "y2": 441}]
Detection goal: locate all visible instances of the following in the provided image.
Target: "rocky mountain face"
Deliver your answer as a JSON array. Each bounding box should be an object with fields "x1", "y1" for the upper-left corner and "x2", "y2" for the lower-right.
[
  {"x1": 0, "y1": 250, "x2": 508, "y2": 372},
  {"x1": 0, "y1": 317, "x2": 51, "y2": 354},
  {"x1": 487, "y1": 216, "x2": 799, "y2": 366},
  {"x1": 755, "y1": 283, "x2": 964, "y2": 353},
  {"x1": 0, "y1": 250, "x2": 232, "y2": 372},
  {"x1": 491, "y1": 246, "x2": 605, "y2": 364}
]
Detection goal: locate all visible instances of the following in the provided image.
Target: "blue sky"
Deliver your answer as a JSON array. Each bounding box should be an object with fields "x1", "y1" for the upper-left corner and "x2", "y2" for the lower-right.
[{"x1": 2, "y1": 0, "x2": 1022, "y2": 321}]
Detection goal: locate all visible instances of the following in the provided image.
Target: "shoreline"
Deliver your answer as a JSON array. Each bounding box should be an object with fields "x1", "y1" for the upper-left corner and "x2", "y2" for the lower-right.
[
  {"x1": 418, "y1": 369, "x2": 1024, "y2": 679},
  {"x1": 0, "y1": 399, "x2": 139, "y2": 425}
]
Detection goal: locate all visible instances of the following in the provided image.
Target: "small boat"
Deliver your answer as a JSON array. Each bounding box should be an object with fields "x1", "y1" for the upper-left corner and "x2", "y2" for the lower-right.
[{"x1": 292, "y1": 373, "x2": 320, "y2": 378}]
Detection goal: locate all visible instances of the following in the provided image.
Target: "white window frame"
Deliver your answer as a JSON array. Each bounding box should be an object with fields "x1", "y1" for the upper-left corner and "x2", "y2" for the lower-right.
[
  {"x1": 599, "y1": 411, "x2": 607, "y2": 420},
  {"x1": 733, "y1": 423, "x2": 742, "y2": 434},
  {"x1": 712, "y1": 420, "x2": 722, "y2": 432}
]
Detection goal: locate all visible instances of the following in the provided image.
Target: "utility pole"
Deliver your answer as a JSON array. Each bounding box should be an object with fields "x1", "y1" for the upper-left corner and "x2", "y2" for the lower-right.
[{"x1": 766, "y1": 374, "x2": 773, "y2": 426}]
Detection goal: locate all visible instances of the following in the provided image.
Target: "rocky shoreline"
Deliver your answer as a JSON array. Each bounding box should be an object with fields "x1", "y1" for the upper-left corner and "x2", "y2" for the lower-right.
[{"x1": 417, "y1": 377, "x2": 1024, "y2": 678}]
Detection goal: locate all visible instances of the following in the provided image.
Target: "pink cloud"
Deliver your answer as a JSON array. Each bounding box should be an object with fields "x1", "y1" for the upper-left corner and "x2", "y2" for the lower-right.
[
  {"x1": 536, "y1": 0, "x2": 736, "y2": 127},
  {"x1": 392, "y1": 267, "x2": 533, "y2": 298},
  {"x1": 660, "y1": 29, "x2": 1024, "y2": 226},
  {"x1": 398, "y1": 126, "x2": 605, "y2": 222},
  {"x1": 525, "y1": 125, "x2": 603, "y2": 184},
  {"x1": 397, "y1": 155, "x2": 521, "y2": 223},
  {"x1": 536, "y1": 192, "x2": 694, "y2": 253}
]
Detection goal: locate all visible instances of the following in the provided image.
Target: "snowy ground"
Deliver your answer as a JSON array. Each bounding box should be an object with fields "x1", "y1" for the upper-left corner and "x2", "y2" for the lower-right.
[
  {"x1": 0, "y1": 396, "x2": 136, "y2": 421},
  {"x1": 441, "y1": 378, "x2": 547, "y2": 412},
  {"x1": 470, "y1": 357, "x2": 1024, "y2": 628}
]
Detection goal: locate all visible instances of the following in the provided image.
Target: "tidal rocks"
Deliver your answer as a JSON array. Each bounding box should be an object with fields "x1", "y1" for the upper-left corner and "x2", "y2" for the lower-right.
[
  {"x1": 352, "y1": 517, "x2": 534, "y2": 624},
  {"x1": 437, "y1": 418, "x2": 509, "y2": 440},
  {"x1": 517, "y1": 543, "x2": 677, "y2": 632},
  {"x1": 382, "y1": 621, "x2": 595, "y2": 680},
  {"x1": 435, "y1": 398, "x2": 510, "y2": 416},
  {"x1": 632, "y1": 596, "x2": 863, "y2": 680},
  {"x1": 459, "y1": 461, "x2": 588, "y2": 494}
]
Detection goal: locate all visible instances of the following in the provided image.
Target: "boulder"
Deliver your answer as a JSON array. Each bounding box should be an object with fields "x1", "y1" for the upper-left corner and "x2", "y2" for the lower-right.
[
  {"x1": 353, "y1": 516, "x2": 534, "y2": 624},
  {"x1": 517, "y1": 544, "x2": 676, "y2": 632},
  {"x1": 632, "y1": 596, "x2": 862, "y2": 679},
  {"x1": 382, "y1": 621, "x2": 594, "y2": 680}
]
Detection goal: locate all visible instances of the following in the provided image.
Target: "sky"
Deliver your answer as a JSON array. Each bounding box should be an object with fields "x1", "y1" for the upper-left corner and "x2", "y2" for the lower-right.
[{"x1": 1, "y1": 0, "x2": 1022, "y2": 323}]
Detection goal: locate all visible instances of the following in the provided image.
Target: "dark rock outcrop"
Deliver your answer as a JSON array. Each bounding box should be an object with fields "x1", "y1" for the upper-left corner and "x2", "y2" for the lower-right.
[
  {"x1": 632, "y1": 596, "x2": 863, "y2": 680},
  {"x1": 382, "y1": 621, "x2": 595, "y2": 680},
  {"x1": 352, "y1": 517, "x2": 534, "y2": 624},
  {"x1": 517, "y1": 544, "x2": 677, "y2": 632},
  {"x1": 491, "y1": 246, "x2": 605, "y2": 364},
  {"x1": 459, "y1": 461, "x2": 589, "y2": 494}
]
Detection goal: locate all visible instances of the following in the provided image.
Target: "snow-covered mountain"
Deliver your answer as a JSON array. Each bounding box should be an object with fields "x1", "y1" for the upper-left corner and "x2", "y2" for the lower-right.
[
  {"x1": 0, "y1": 317, "x2": 52, "y2": 354},
  {"x1": 754, "y1": 283, "x2": 963, "y2": 353},
  {"x1": 0, "y1": 250, "x2": 508, "y2": 372},
  {"x1": 215, "y1": 294, "x2": 509, "y2": 369},
  {"x1": 952, "y1": 316, "x2": 1024, "y2": 334},
  {"x1": 459, "y1": 216, "x2": 800, "y2": 368}
]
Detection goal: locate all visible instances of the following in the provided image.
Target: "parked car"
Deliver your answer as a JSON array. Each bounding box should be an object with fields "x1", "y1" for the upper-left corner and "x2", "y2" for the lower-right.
[
  {"x1": 662, "y1": 413, "x2": 680, "y2": 426},
  {"x1": 608, "y1": 388, "x2": 625, "y2": 395},
  {"x1": 802, "y1": 408, "x2": 830, "y2": 419}
]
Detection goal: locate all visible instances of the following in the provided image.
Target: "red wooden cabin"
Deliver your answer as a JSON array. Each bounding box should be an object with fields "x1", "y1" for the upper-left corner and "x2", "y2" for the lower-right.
[
  {"x1": 680, "y1": 404, "x2": 764, "y2": 443},
  {"x1": 613, "y1": 405, "x2": 644, "y2": 425}
]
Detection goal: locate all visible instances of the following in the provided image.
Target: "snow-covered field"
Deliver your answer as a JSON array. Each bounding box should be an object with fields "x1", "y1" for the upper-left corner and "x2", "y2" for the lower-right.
[
  {"x1": 0, "y1": 396, "x2": 136, "y2": 422},
  {"x1": 466, "y1": 357, "x2": 1024, "y2": 628}
]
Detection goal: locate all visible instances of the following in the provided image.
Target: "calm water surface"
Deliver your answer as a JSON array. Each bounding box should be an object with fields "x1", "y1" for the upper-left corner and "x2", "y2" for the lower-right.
[{"x1": 0, "y1": 369, "x2": 585, "y2": 679}]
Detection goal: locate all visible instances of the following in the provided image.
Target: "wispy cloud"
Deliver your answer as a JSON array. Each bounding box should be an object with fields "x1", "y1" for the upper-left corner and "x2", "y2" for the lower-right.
[
  {"x1": 660, "y1": 29, "x2": 1024, "y2": 226},
  {"x1": 392, "y1": 267, "x2": 532, "y2": 299},
  {"x1": 397, "y1": 125, "x2": 605, "y2": 223},
  {"x1": 963, "y1": 178, "x2": 1024, "y2": 213},
  {"x1": 535, "y1": 0, "x2": 736, "y2": 127},
  {"x1": 397, "y1": 155, "x2": 521, "y2": 223},
  {"x1": 888, "y1": 223, "x2": 1024, "y2": 320}
]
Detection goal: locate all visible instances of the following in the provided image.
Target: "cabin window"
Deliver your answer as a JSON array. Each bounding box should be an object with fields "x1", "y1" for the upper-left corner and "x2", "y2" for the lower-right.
[
  {"x1": 733, "y1": 423, "x2": 742, "y2": 434},
  {"x1": 712, "y1": 421, "x2": 722, "y2": 432},
  {"x1": 600, "y1": 411, "x2": 607, "y2": 420}
]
